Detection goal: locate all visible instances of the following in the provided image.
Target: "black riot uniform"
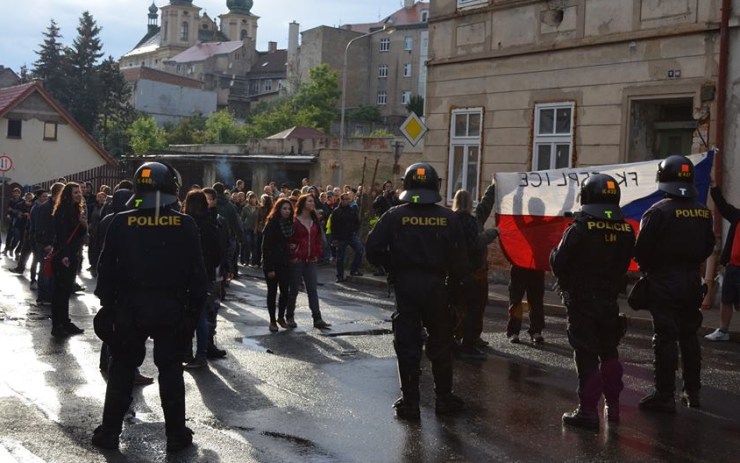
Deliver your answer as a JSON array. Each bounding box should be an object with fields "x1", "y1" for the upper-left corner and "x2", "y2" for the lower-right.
[
  {"x1": 92, "y1": 162, "x2": 207, "y2": 451},
  {"x1": 366, "y1": 163, "x2": 467, "y2": 420},
  {"x1": 551, "y1": 174, "x2": 635, "y2": 429},
  {"x1": 635, "y1": 155, "x2": 714, "y2": 412}
]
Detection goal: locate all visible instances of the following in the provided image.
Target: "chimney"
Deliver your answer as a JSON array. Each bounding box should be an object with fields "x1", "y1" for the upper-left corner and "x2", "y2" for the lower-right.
[
  {"x1": 268, "y1": 41, "x2": 277, "y2": 52},
  {"x1": 287, "y1": 21, "x2": 300, "y2": 93},
  {"x1": 404, "y1": 0, "x2": 414, "y2": 8}
]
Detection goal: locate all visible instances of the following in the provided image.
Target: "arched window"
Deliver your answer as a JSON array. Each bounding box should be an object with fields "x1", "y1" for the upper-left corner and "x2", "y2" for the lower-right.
[
  {"x1": 180, "y1": 21, "x2": 189, "y2": 41},
  {"x1": 240, "y1": 29, "x2": 248, "y2": 40}
]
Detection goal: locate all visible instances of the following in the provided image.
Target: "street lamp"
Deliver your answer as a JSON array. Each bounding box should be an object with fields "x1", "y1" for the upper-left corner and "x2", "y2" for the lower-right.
[{"x1": 338, "y1": 25, "x2": 395, "y2": 182}]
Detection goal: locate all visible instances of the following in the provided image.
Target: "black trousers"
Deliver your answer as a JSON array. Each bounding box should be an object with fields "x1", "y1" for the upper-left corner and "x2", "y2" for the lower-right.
[
  {"x1": 101, "y1": 324, "x2": 186, "y2": 438},
  {"x1": 506, "y1": 266, "x2": 545, "y2": 336},
  {"x1": 566, "y1": 294, "x2": 622, "y2": 412},
  {"x1": 265, "y1": 267, "x2": 290, "y2": 322},
  {"x1": 51, "y1": 258, "x2": 77, "y2": 328},
  {"x1": 392, "y1": 273, "x2": 454, "y2": 395}
]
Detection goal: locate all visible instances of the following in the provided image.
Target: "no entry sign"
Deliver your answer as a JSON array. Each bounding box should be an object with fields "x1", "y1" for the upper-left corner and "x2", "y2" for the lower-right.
[{"x1": 0, "y1": 155, "x2": 12, "y2": 172}]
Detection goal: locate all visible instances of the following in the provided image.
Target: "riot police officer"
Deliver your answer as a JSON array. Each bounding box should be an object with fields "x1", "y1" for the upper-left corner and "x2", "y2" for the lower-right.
[
  {"x1": 551, "y1": 174, "x2": 635, "y2": 428},
  {"x1": 635, "y1": 155, "x2": 714, "y2": 412},
  {"x1": 91, "y1": 162, "x2": 208, "y2": 451},
  {"x1": 366, "y1": 163, "x2": 467, "y2": 419}
]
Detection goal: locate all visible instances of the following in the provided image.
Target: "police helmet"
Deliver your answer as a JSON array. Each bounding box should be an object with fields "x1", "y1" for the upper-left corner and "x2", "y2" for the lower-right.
[
  {"x1": 580, "y1": 173, "x2": 623, "y2": 221},
  {"x1": 399, "y1": 162, "x2": 442, "y2": 204},
  {"x1": 127, "y1": 162, "x2": 181, "y2": 209},
  {"x1": 656, "y1": 155, "x2": 697, "y2": 198}
]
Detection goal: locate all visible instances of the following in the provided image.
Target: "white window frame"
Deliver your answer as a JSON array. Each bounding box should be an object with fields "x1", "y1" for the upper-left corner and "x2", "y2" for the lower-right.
[
  {"x1": 403, "y1": 63, "x2": 412, "y2": 77},
  {"x1": 404, "y1": 36, "x2": 413, "y2": 50},
  {"x1": 378, "y1": 64, "x2": 388, "y2": 78},
  {"x1": 532, "y1": 102, "x2": 575, "y2": 170},
  {"x1": 458, "y1": 0, "x2": 488, "y2": 10},
  {"x1": 421, "y1": 10, "x2": 429, "y2": 22},
  {"x1": 377, "y1": 92, "x2": 387, "y2": 105},
  {"x1": 447, "y1": 107, "x2": 483, "y2": 204},
  {"x1": 264, "y1": 79, "x2": 272, "y2": 92},
  {"x1": 380, "y1": 38, "x2": 390, "y2": 52},
  {"x1": 401, "y1": 91, "x2": 412, "y2": 105}
]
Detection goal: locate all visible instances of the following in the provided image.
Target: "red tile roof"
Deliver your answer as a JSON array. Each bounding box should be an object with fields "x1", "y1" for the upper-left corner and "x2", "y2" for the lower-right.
[
  {"x1": 343, "y1": 1, "x2": 429, "y2": 30},
  {"x1": 0, "y1": 82, "x2": 116, "y2": 165}
]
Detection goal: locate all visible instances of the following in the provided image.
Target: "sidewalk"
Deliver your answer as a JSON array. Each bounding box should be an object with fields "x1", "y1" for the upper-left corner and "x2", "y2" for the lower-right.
[{"x1": 326, "y1": 265, "x2": 740, "y2": 341}]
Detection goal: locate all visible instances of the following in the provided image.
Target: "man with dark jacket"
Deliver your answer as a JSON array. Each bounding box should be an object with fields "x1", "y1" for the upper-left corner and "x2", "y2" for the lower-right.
[
  {"x1": 635, "y1": 155, "x2": 714, "y2": 412},
  {"x1": 329, "y1": 192, "x2": 364, "y2": 282},
  {"x1": 92, "y1": 162, "x2": 207, "y2": 452},
  {"x1": 372, "y1": 180, "x2": 398, "y2": 217},
  {"x1": 213, "y1": 182, "x2": 243, "y2": 275},
  {"x1": 32, "y1": 182, "x2": 64, "y2": 304}
]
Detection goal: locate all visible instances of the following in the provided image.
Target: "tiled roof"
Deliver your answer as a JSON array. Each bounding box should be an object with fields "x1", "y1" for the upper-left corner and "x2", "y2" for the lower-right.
[
  {"x1": 343, "y1": 1, "x2": 429, "y2": 30},
  {"x1": 267, "y1": 126, "x2": 328, "y2": 140},
  {"x1": 167, "y1": 41, "x2": 244, "y2": 63},
  {"x1": 0, "y1": 82, "x2": 115, "y2": 165},
  {"x1": 247, "y1": 50, "x2": 287, "y2": 76},
  {"x1": 121, "y1": 67, "x2": 204, "y2": 89},
  {"x1": 0, "y1": 82, "x2": 36, "y2": 116},
  {"x1": 125, "y1": 31, "x2": 162, "y2": 57}
]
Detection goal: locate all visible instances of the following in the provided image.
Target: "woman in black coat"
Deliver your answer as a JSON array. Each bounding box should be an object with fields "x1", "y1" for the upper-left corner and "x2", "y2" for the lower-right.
[
  {"x1": 261, "y1": 198, "x2": 294, "y2": 332},
  {"x1": 51, "y1": 182, "x2": 88, "y2": 337}
]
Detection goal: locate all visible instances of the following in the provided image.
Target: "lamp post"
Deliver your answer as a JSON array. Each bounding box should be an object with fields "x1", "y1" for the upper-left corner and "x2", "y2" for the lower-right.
[{"x1": 338, "y1": 25, "x2": 394, "y2": 184}]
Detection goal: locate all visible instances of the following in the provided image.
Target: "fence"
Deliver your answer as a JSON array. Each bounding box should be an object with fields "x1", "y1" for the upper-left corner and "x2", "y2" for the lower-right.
[{"x1": 34, "y1": 163, "x2": 129, "y2": 192}]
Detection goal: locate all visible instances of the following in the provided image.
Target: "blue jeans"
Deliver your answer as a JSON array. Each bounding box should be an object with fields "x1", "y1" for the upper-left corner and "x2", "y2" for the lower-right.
[
  {"x1": 241, "y1": 230, "x2": 254, "y2": 264},
  {"x1": 287, "y1": 261, "x2": 322, "y2": 322},
  {"x1": 335, "y1": 235, "x2": 364, "y2": 278}
]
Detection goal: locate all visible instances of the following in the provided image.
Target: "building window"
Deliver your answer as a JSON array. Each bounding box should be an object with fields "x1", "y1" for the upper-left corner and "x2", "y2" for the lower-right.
[
  {"x1": 377, "y1": 92, "x2": 387, "y2": 105},
  {"x1": 180, "y1": 21, "x2": 189, "y2": 41},
  {"x1": 421, "y1": 10, "x2": 429, "y2": 22},
  {"x1": 404, "y1": 36, "x2": 413, "y2": 50},
  {"x1": 448, "y1": 108, "x2": 482, "y2": 202},
  {"x1": 403, "y1": 63, "x2": 412, "y2": 77},
  {"x1": 532, "y1": 102, "x2": 574, "y2": 170},
  {"x1": 380, "y1": 38, "x2": 390, "y2": 52},
  {"x1": 378, "y1": 64, "x2": 388, "y2": 78},
  {"x1": 7, "y1": 119, "x2": 21, "y2": 138},
  {"x1": 43, "y1": 122, "x2": 57, "y2": 141},
  {"x1": 163, "y1": 21, "x2": 168, "y2": 40},
  {"x1": 457, "y1": 0, "x2": 488, "y2": 9},
  {"x1": 264, "y1": 79, "x2": 272, "y2": 92},
  {"x1": 401, "y1": 91, "x2": 412, "y2": 105},
  {"x1": 241, "y1": 29, "x2": 248, "y2": 40}
]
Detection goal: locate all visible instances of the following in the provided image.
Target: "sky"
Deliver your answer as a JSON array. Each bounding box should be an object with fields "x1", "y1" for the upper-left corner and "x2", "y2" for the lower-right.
[{"x1": 0, "y1": 0, "x2": 410, "y2": 72}]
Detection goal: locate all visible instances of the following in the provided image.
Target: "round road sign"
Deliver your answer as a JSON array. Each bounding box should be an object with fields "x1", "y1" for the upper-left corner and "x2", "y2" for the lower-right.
[{"x1": 0, "y1": 155, "x2": 12, "y2": 172}]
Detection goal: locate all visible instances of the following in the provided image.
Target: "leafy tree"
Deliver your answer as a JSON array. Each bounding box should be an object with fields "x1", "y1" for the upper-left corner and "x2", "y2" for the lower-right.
[
  {"x1": 366, "y1": 128, "x2": 394, "y2": 138},
  {"x1": 166, "y1": 113, "x2": 207, "y2": 145},
  {"x1": 32, "y1": 19, "x2": 70, "y2": 105},
  {"x1": 127, "y1": 116, "x2": 168, "y2": 155},
  {"x1": 66, "y1": 11, "x2": 104, "y2": 133},
  {"x1": 97, "y1": 56, "x2": 135, "y2": 154},
  {"x1": 405, "y1": 95, "x2": 424, "y2": 117},
  {"x1": 348, "y1": 105, "x2": 382, "y2": 123},
  {"x1": 204, "y1": 110, "x2": 249, "y2": 144},
  {"x1": 291, "y1": 64, "x2": 340, "y2": 133}
]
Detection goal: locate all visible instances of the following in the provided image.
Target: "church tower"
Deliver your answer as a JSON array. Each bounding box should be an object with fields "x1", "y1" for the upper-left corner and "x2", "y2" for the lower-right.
[
  {"x1": 147, "y1": 2, "x2": 159, "y2": 35},
  {"x1": 160, "y1": 0, "x2": 201, "y2": 49},
  {"x1": 219, "y1": 0, "x2": 259, "y2": 42}
]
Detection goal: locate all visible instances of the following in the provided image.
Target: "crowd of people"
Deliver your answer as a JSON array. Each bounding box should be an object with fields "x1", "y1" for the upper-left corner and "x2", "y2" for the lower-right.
[{"x1": 0, "y1": 153, "x2": 736, "y2": 450}]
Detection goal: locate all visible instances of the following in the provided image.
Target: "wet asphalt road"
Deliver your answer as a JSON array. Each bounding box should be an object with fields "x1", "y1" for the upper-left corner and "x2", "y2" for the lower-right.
[{"x1": 0, "y1": 259, "x2": 739, "y2": 463}]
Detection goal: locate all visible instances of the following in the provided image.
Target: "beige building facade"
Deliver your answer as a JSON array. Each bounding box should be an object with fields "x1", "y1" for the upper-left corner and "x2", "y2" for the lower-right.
[{"x1": 426, "y1": 0, "x2": 739, "y2": 206}]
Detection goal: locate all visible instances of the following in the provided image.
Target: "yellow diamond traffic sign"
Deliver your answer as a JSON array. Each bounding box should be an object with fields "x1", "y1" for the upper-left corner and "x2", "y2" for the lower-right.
[{"x1": 400, "y1": 112, "x2": 428, "y2": 146}]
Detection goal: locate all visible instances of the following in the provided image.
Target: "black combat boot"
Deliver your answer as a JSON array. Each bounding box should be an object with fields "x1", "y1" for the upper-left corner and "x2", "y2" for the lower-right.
[
  {"x1": 206, "y1": 335, "x2": 227, "y2": 359},
  {"x1": 91, "y1": 425, "x2": 120, "y2": 449},
  {"x1": 562, "y1": 406, "x2": 599, "y2": 429},
  {"x1": 393, "y1": 371, "x2": 420, "y2": 420},
  {"x1": 639, "y1": 391, "x2": 676, "y2": 413},
  {"x1": 601, "y1": 358, "x2": 624, "y2": 424}
]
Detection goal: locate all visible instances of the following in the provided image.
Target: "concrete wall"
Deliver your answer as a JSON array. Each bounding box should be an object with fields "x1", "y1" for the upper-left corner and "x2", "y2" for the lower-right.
[
  {"x1": 724, "y1": 0, "x2": 740, "y2": 208},
  {"x1": 0, "y1": 118, "x2": 109, "y2": 186},
  {"x1": 133, "y1": 79, "x2": 217, "y2": 125}
]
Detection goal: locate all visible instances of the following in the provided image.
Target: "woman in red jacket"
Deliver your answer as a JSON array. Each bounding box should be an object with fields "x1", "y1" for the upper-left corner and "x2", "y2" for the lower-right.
[{"x1": 286, "y1": 194, "x2": 331, "y2": 329}]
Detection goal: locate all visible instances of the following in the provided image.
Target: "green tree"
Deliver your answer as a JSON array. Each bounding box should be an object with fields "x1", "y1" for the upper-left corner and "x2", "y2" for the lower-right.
[
  {"x1": 97, "y1": 56, "x2": 135, "y2": 155},
  {"x1": 348, "y1": 104, "x2": 382, "y2": 123},
  {"x1": 291, "y1": 64, "x2": 340, "y2": 133},
  {"x1": 166, "y1": 113, "x2": 207, "y2": 145},
  {"x1": 32, "y1": 19, "x2": 70, "y2": 105},
  {"x1": 66, "y1": 11, "x2": 104, "y2": 133},
  {"x1": 405, "y1": 95, "x2": 424, "y2": 117},
  {"x1": 127, "y1": 116, "x2": 167, "y2": 155},
  {"x1": 204, "y1": 110, "x2": 249, "y2": 144}
]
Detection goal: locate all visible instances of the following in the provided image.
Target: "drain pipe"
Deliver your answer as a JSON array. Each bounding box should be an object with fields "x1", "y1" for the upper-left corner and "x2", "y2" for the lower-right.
[{"x1": 702, "y1": 0, "x2": 731, "y2": 310}]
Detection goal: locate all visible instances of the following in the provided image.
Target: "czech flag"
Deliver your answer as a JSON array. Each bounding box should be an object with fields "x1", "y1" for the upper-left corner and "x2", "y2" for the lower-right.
[{"x1": 494, "y1": 151, "x2": 714, "y2": 271}]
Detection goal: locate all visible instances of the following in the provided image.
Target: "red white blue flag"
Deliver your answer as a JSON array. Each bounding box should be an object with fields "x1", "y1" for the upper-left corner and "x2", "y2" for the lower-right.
[{"x1": 494, "y1": 151, "x2": 715, "y2": 271}]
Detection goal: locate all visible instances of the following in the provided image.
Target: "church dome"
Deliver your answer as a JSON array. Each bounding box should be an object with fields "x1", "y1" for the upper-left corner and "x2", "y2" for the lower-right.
[
  {"x1": 149, "y1": 2, "x2": 158, "y2": 14},
  {"x1": 227, "y1": 0, "x2": 253, "y2": 14},
  {"x1": 169, "y1": 0, "x2": 193, "y2": 6}
]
